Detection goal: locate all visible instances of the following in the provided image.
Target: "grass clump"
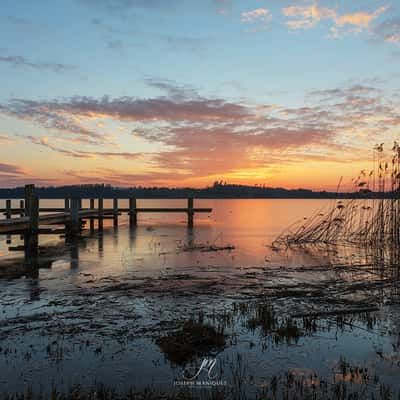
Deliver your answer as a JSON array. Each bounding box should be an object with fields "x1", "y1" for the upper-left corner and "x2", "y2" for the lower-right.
[{"x1": 156, "y1": 320, "x2": 225, "y2": 365}]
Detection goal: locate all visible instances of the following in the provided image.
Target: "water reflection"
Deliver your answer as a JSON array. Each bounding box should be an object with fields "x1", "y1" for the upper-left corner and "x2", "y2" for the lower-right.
[{"x1": 1, "y1": 200, "x2": 400, "y2": 398}]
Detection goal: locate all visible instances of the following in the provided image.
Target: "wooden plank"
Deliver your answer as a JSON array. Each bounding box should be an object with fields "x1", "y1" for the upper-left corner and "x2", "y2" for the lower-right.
[
  {"x1": 121, "y1": 207, "x2": 212, "y2": 213},
  {"x1": 38, "y1": 228, "x2": 66, "y2": 234},
  {"x1": 0, "y1": 217, "x2": 30, "y2": 233},
  {"x1": 0, "y1": 195, "x2": 213, "y2": 235},
  {"x1": 1, "y1": 207, "x2": 212, "y2": 213},
  {"x1": 8, "y1": 245, "x2": 25, "y2": 252},
  {"x1": 0, "y1": 210, "x2": 101, "y2": 233},
  {"x1": 2, "y1": 209, "x2": 24, "y2": 215}
]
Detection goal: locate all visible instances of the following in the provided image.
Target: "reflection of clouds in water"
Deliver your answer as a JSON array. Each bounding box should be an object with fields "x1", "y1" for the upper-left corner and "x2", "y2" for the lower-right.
[{"x1": 1, "y1": 199, "x2": 400, "y2": 396}]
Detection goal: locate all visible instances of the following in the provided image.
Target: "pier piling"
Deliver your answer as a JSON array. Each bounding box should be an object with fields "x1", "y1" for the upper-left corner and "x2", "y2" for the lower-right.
[
  {"x1": 90, "y1": 198, "x2": 95, "y2": 232},
  {"x1": 129, "y1": 196, "x2": 137, "y2": 227},
  {"x1": 98, "y1": 197, "x2": 104, "y2": 231},
  {"x1": 24, "y1": 184, "x2": 39, "y2": 258},
  {"x1": 6, "y1": 200, "x2": 11, "y2": 219},
  {"x1": 69, "y1": 198, "x2": 80, "y2": 234},
  {"x1": 113, "y1": 198, "x2": 118, "y2": 228},
  {"x1": 19, "y1": 200, "x2": 24, "y2": 217},
  {"x1": 188, "y1": 197, "x2": 194, "y2": 227},
  {"x1": 1, "y1": 188, "x2": 212, "y2": 249}
]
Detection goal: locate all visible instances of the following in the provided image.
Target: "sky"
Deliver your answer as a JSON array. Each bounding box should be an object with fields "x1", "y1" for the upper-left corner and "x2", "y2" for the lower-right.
[{"x1": 0, "y1": 0, "x2": 399, "y2": 190}]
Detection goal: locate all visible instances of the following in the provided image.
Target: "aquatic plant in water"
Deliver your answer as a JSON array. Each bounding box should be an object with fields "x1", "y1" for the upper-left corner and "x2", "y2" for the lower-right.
[{"x1": 273, "y1": 143, "x2": 400, "y2": 249}]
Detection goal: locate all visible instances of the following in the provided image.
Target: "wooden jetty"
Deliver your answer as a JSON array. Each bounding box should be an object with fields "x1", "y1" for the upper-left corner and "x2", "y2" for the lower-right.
[{"x1": 0, "y1": 184, "x2": 212, "y2": 258}]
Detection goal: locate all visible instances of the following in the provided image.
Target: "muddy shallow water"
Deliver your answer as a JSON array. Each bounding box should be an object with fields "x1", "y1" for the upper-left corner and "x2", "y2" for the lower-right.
[{"x1": 0, "y1": 199, "x2": 400, "y2": 399}]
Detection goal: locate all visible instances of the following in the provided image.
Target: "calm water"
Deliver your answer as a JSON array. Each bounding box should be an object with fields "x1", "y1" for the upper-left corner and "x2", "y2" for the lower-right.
[
  {"x1": 0, "y1": 198, "x2": 335, "y2": 265},
  {"x1": 0, "y1": 199, "x2": 399, "y2": 398}
]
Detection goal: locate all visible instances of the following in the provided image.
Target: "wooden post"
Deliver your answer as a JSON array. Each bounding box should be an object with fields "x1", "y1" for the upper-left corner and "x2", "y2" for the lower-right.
[
  {"x1": 69, "y1": 197, "x2": 80, "y2": 234},
  {"x1": 98, "y1": 197, "x2": 103, "y2": 231},
  {"x1": 5, "y1": 197, "x2": 11, "y2": 243},
  {"x1": 129, "y1": 196, "x2": 137, "y2": 226},
  {"x1": 90, "y1": 198, "x2": 95, "y2": 232},
  {"x1": 113, "y1": 197, "x2": 118, "y2": 228},
  {"x1": 188, "y1": 197, "x2": 194, "y2": 227},
  {"x1": 24, "y1": 184, "x2": 39, "y2": 258},
  {"x1": 5, "y1": 199, "x2": 11, "y2": 219},
  {"x1": 5, "y1": 200, "x2": 11, "y2": 243},
  {"x1": 64, "y1": 198, "x2": 70, "y2": 211},
  {"x1": 19, "y1": 200, "x2": 24, "y2": 217}
]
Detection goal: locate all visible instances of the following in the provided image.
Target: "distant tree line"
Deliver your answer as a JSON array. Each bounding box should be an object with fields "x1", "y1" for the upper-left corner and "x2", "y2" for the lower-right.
[{"x1": 0, "y1": 181, "x2": 393, "y2": 199}]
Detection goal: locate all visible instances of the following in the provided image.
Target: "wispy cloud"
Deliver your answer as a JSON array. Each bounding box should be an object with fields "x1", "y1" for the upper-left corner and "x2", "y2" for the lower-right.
[
  {"x1": 241, "y1": 8, "x2": 271, "y2": 23},
  {"x1": 62, "y1": 167, "x2": 191, "y2": 187},
  {"x1": 0, "y1": 161, "x2": 58, "y2": 187},
  {"x1": 79, "y1": 0, "x2": 177, "y2": 10},
  {"x1": 2, "y1": 79, "x2": 399, "y2": 186},
  {"x1": 2, "y1": 95, "x2": 251, "y2": 124},
  {"x1": 26, "y1": 135, "x2": 144, "y2": 160},
  {"x1": 373, "y1": 17, "x2": 400, "y2": 44},
  {"x1": 1, "y1": 99, "x2": 111, "y2": 144},
  {"x1": 282, "y1": 3, "x2": 388, "y2": 36},
  {"x1": 0, "y1": 162, "x2": 25, "y2": 176},
  {"x1": 0, "y1": 54, "x2": 76, "y2": 73},
  {"x1": 0, "y1": 134, "x2": 17, "y2": 144},
  {"x1": 144, "y1": 78, "x2": 200, "y2": 100}
]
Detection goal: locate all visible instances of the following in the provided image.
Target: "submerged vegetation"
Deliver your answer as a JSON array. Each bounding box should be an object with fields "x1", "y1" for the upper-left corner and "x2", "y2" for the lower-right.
[
  {"x1": 156, "y1": 319, "x2": 226, "y2": 365},
  {"x1": 274, "y1": 143, "x2": 400, "y2": 248}
]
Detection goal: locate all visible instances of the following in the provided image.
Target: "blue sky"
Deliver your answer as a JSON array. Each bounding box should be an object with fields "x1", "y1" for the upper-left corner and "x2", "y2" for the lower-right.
[{"x1": 0, "y1": 0, "x2": 400, "y2": 189}]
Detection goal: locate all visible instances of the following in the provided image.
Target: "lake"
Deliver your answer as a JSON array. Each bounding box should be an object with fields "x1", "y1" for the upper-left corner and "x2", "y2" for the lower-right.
[{"x1": 0, "y1": 199, "x2": 399, "y2": 399}]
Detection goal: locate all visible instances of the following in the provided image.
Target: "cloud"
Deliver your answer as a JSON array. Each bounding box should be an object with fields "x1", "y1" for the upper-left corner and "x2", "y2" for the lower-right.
[
  {"x1": 0, "y1": 134, "x2": 17, "y2": 144},
  {"x1": 79, "y1": 0, "x2": 180, "y2": 16},
  {"x1": 0, "y1": 167, "x2": 58, "y2": 188},
  {"x1": 1, "y1": 99, "x2": 111, "y2": 144},
  {"x1": 308, "y1": 84, "x2": 381, "y2": 99},
  {"x1": 143, "y1": 124, "x2": 336, "y2": 178},
  {"x1": 373, "y1": 17, "x2": 400, "y2": 44},
  {"x1": 3, "y1": 79, "x2": 399, "y2": 186},
  {"x1": 0, "y1": 162, "x2": 25, "y2": 176},
  {"x1": 62, "y1": 167, "x2": 191, "y2": 187},
  {"x1": 144, "y1": 78, "x2": 199, "y2": 100},
  {"x1": 283, "y1": 3, "x2": 336, "y2": 29},
  {"x1": 335, "y1": 7, "x2": 387, "y2": 29},
  {"x1": 6, "y1": 15, "x2": 30, "y2": 25},
  {"x1": 161, "y1": 35, "x2": 209, "y2": 53},
  {"x1": 282, "y1": 3, "x2": 388, "y2": 35},
  {"x1": 26, "y1": 135, "x2": 145, "y2": 160},
  {"x1": 2, "y1": 95, "x2": 252, "y2": 124},
  {"x1": 0, "y1": 55, "x2": 76, "y2": 73},
  {"x1": 241, "y1": 8, "x2": 271, "y2": 23}
]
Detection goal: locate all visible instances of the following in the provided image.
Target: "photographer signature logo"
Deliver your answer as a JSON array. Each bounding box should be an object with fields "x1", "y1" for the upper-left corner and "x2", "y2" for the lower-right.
[
  {"x1": 184, "y1": 358, "x2": 218, "y2": 380},
  {"x1": 174, "y1": 357, "x2": 227, "y2": 388}
]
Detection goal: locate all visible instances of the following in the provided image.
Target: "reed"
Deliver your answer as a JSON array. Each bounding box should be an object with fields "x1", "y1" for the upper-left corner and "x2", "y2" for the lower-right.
[{"x1": 273, "y1": 143, "x2": 400, "y2": 249}]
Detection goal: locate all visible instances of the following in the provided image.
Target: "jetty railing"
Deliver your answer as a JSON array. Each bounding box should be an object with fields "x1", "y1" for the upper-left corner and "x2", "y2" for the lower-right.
[{"x1": 0, "y1": 184, "x2": 212, "y2": 257}]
